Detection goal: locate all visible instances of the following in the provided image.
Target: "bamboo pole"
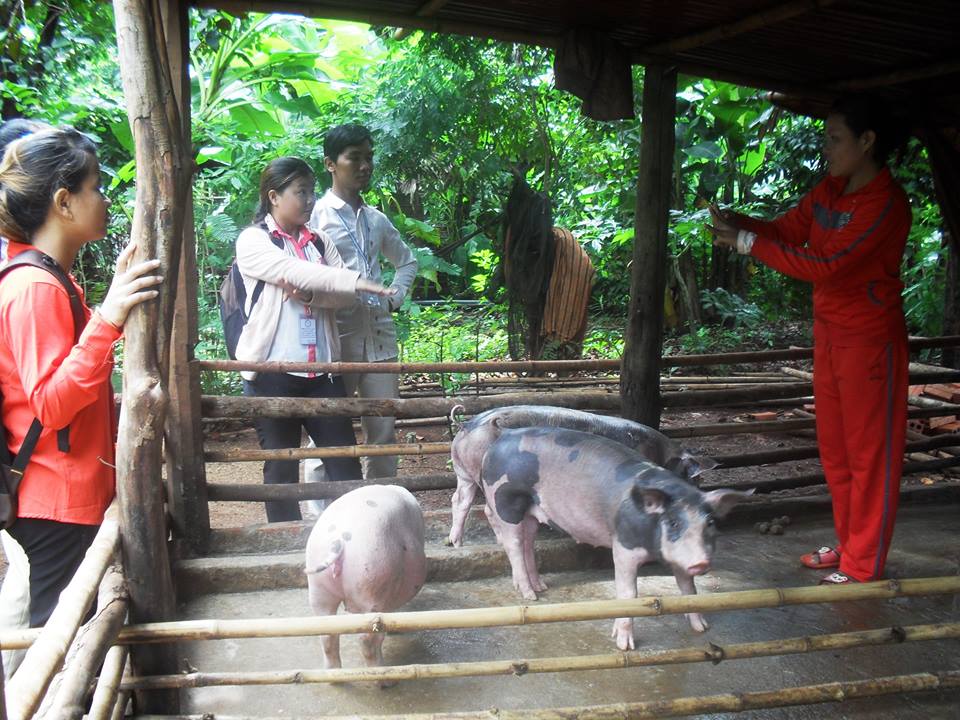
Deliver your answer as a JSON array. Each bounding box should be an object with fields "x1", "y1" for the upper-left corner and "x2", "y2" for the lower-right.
[
  {"x1": 206, "y1": 473, "x2": 457, "y2": 502},
  {"x1": 2, "y1": 576, "x2": 954, "y2": 651},
  {"x1": 196, "y1": 336, "x2": 960, "y2": 375},
  {"x1": 204, "y1": 441, "x2": 450, "y2": 462},
  {"x1": 4, "y1": 505, "x2": 120, "y2": 720},
  {"x1": 37, "y1": 566, "x2": 128, "y2": 720},
  {"x1": 118, "y1": 621, "x2": 960, "y2": 690},
  {"x1": 135, "y1": 669, "x2": 960, "y2": 719},
  {"x1": 86, "y1": 645, "x2": 129, "y2": 720}
]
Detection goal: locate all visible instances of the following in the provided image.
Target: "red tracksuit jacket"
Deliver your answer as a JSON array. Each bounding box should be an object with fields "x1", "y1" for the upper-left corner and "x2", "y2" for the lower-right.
[{"x1": 740, "y1": 167, "x2": 911, "y2": 344}]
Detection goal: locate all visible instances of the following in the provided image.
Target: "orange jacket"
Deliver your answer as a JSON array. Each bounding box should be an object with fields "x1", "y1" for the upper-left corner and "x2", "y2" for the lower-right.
[
  {"x1": 0, "y1": 241, "x2": 121, "y2": 525},
  {"x1": 742, "y1": 167, "x2": 911, "y2": 345}
]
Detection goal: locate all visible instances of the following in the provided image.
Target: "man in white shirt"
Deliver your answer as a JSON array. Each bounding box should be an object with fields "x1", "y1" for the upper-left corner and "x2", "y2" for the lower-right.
[{"x1": 309, "y1": 124, "x2": 418, "y2": 479}]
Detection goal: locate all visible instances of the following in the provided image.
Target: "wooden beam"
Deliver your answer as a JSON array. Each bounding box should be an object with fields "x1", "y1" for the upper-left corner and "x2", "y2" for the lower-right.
[
  {"x1": 112, "y1": 0, "x2": 188, "y2": 712},
  {"x1": 831, "y1": 57, "x2": 960, "y2": 91},
  {"x1": 643, "y1": 0, "x2": 837, "y2": 55},
  {"x1": 164, "y1": 0, "x2": 210, "y2": 553},
  {"x1": 393, "y1": 0, "x2": 451, "y2": 41},
  {"x1": 620, "y1": 63, "x2": 677, "y2": 427}
]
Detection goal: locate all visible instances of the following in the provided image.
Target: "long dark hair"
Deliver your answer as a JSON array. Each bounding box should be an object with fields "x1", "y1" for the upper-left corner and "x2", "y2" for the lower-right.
[
  {"x1": 829, "y1": 94, "x2": 910, "y2": 166},
  {"x1": 254, "y1": 157, "x2": 315, "y2": 224},
  {"x1": 0, "y1": 127, "x2": 98, "y2": 242}
]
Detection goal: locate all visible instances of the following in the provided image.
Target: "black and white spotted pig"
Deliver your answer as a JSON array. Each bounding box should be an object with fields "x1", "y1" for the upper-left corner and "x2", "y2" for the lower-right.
[
  {"x1": 480, "y1": 426, "x2": 750, "y2": 650},
  {"x1": 448, "y1": 405, "x2": 716, "y2": 547}
]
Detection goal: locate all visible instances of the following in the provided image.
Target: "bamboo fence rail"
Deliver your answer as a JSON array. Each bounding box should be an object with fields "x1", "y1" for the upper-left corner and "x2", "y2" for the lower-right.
[
  {"x1": 36, "y1": 566, "x2": 128, "y2": 720},
  {"x1": 131, "y1": 669, "x2": 960, "y2": 719},
  {"x1": 118, "y1": 621, "x2": 960, "y2": 690},
  {"x1": 196, "y1": 335, "x2": 960, "y2": 375},
  {"x1": 203, "y1": 431, "x2": 960, "y2": 465},
  {"x1": 86, "y1": 645, "x2": 129, "y2": 720},
  {"x1": 3, "y1": 576, "x2": 957, "y2": 650},
  {"x1": 200, "y1": 373, "x2": 960, "y2": 419},
  {"x1": 3, "y1": 503, "x2": 120, "y2": 720}
]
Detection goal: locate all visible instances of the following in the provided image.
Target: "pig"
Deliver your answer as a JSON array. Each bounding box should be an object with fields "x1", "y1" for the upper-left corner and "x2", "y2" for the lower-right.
[
  {"x1": 305, "y1": 485, "x2": 427, "y2": 682},
  {"x1": 479, "y1": 426, "x2": 750, "y2": 650},
  {"x1": 448, "y1": 405, "x2": 716, "y2": 547}
]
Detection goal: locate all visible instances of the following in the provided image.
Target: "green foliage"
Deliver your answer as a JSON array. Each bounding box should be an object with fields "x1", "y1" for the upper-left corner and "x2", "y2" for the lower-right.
[{"x1": 699, "y1": 288, "x2": 764, "y2": 329}]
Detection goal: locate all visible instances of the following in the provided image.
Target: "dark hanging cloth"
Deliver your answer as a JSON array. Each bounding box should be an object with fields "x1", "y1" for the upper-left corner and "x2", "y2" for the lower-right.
[
  {"x1": 554, "y1": 28, "x2": 635, "y2": 121},
  {"x1": 497, "y1": 178, "x2": 555, "y2": 361}
]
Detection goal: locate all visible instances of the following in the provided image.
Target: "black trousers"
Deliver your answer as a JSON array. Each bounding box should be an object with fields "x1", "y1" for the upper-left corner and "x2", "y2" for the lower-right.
[
  {"x1": 7, "y1": 518, "x2": 99, "y2": 627},
  {"x1": 243, "y1": 372, "x2": 361, "y2": 522}
]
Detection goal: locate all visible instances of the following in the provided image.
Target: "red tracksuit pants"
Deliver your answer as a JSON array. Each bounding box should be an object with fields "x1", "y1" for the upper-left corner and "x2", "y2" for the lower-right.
[{"x1": 813, "y1": 337, "x2": 908, "y2": 582}]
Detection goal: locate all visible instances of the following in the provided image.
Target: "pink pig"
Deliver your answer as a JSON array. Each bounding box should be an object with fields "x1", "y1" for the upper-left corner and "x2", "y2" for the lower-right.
[{"x1": 305, "y1": 484, "x2": 427, "y2": 681}]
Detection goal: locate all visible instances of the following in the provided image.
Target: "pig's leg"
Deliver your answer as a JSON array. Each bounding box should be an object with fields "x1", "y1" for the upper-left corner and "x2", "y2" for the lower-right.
[
  {"x1": 672, "y1": 568, "x2": 709, "y2": 632},
  {"x1": 308, "y1": 579, "x2": 343, "y2": 669},
  {"x1": 360, "y1": 632, "x2": 395, "y2": 688},
  {"x1": 482, "y1": 502, "x2": 504, "y2": 544},
  {"x1": 448, "y1": 477, "x2": 479, "y2": 547},
  {"x1": 497, "y1": 519, "x2": 538, "y2": 600},
  {"x1": 610, "y1": 543, "x2": 647, "y2": 650},
  {"x1": 521, "y1": 515, "x2": 547, "y2": 593}
]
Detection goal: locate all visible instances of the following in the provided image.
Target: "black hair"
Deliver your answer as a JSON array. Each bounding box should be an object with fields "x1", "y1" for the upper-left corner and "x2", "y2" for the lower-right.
[
  {"x1": 0, "y1": 126, "x2": 98, "y2": 242},
  {"x1": 829, "y1": 94, "x2": 911, "y2": 166},
  {"x1": 323, "y1": 123, "x2": 373, "y2": 162},
  {"x1": 0, "y1": 119, "x2": 47, "y2": 156},
  {"x1": 254, "y1": 156, "x2": 315, "y2": 223}
]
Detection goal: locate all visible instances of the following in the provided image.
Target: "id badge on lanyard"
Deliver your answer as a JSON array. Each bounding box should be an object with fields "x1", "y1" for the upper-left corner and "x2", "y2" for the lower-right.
[
  {"x1": 337, "y1": 208, "x2": 381, "y2": 308},
  {"x1": 299, "y1": 315, "x2": 317, "y2": 346}
]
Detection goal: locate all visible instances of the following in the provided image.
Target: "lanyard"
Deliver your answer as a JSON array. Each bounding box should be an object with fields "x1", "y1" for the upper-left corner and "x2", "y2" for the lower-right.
[{"x1": 335, "y1": 207, "x2": 372, "y2": 277}]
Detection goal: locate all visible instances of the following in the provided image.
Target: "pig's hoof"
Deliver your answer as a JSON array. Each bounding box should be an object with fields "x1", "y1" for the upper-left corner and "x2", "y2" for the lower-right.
[
  {"x1": 687, "y1": 613, "x2": 709, "y2": 633},
  {"x1": 612, "y1": 620, "x2": 635, "y2": 650}
]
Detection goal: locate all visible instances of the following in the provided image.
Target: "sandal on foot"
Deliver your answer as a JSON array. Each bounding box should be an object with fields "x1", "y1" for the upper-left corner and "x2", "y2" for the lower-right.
[
  {"x1": 801, "y1": 546, "x2": 840, "y2": 569},
  {"x1": 819, "y1": 571, "x2": 858, "y2": 585}
]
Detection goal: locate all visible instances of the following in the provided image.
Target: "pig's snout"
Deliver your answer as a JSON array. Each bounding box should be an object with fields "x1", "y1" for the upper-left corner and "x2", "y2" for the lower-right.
[{"x1": 686, "y1": 560, "x2": 710, "y2": 576}]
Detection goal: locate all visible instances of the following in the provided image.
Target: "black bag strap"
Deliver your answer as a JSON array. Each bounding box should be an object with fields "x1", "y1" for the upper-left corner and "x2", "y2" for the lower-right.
[{"x1": 0, "y1": 249, "x2": 88, "y2": 457}]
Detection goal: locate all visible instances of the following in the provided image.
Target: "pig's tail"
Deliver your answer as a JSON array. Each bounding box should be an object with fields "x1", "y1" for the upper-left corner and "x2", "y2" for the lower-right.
[{"x1": 449, "y1": 404, "x2": 467, "y2": 432}]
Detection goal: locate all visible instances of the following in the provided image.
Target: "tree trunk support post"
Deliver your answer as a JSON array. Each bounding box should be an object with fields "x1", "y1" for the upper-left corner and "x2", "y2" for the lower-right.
[
  {"x1": 163, "y1": 0, "x2": 210, "y2": 552},
  {"x1": 113, "y1": 0, "x2": 189, "y2": 711},
  {"x1": 621, "y1": 63, "x2": 677, "y2": 427}
]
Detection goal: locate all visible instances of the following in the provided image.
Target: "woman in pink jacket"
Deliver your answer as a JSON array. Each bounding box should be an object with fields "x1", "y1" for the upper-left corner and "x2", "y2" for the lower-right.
[{"x1": 235, "y1": 157, "x2": 394, "y2": 522}]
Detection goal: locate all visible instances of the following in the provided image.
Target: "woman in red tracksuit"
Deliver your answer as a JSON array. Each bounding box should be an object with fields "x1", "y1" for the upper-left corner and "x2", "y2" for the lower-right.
[{"x1": 708, "y1": 95, "x2": 911, "y2": 584}]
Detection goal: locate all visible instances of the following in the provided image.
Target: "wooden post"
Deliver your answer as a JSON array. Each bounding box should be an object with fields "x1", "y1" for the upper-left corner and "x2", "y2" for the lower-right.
[
  {"x1": 112, "y1": 0, "x2": 187, "y2": 711},
  {"x1": 621, "y1": 63, "x2": 677, "y2": 427},
  {"x1": 162, "y1": 0, "x2": 210, "y2": 552}
]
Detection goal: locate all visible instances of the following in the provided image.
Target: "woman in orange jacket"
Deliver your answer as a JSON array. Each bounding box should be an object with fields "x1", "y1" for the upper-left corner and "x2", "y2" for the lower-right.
[
  {"x1": 708, "y1": 95, "x2": 911, "y2": 584},
  {"x1": 0, "y1": 127, "x2": 162, "y2": 629}
]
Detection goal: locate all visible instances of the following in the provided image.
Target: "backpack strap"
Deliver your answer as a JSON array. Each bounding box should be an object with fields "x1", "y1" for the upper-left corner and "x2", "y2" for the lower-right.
[
  {"x1": 246, "y1": 222, "x2": 286, "y2": 315},
  {"x1": 0, "y1": 249, "x2": 88, "y2": 455}
]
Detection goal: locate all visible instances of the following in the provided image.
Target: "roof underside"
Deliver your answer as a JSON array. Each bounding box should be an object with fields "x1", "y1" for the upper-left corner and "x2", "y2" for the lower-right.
[{"x1": 209, "y1": 0, "x2": 960, "y2": 121}]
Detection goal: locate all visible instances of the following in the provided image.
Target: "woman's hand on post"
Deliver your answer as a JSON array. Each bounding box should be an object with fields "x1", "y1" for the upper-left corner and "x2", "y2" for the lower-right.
[
  {"x1": 356, "y1": 277, "x2": 399, "y2": 298},
  {"x1": 98, "y1": 241, "x2": 163, "y2": 328},
  {"x1": 707, "y1": 204, "x2": 739, "y2": 250}
]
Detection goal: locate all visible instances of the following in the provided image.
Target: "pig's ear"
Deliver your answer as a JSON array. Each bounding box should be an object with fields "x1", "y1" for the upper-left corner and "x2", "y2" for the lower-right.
[
  {"x1": 703, "y1": 488, "x2": 754, "y2": 519},
  {"x1": 631, "y1": 485, "x2": 668, "y2": 514}
]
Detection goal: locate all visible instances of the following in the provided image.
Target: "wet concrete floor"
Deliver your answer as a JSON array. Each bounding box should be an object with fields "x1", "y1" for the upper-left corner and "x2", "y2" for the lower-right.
[{"x1": 176, "y1": 504, "x2": 960, "y2": 718}]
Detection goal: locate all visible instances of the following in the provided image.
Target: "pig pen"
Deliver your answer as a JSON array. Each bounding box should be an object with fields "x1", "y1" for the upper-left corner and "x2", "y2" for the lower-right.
[
  {"x1": 148, "y1": 499, "x2": 960, "y2": 719},
  {"x1": 135, "y1": 349, "x2": 960, "y2": 719}
]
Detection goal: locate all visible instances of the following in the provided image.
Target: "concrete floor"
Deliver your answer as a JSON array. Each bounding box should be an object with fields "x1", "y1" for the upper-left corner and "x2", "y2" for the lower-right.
[{"x1": 172, "y1": 504, "x2": 960, "y2": 719}]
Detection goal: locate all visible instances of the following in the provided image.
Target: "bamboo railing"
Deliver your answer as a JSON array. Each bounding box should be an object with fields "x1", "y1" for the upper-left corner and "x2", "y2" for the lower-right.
[
  {"x1": 118, "y1": 621, "x2": 960, "y2": 690},
  {"x1": 196, "y1": 335, "x2": 960, "y2": 375},
  {"x1": 132, "y1": 670, "x2": 960, "y2": 718},
  {"x1": 3, "y1": 504, "x2": 121, "y2": 720},
  {"x1": 3, "y1": 576, "x2": 958, "y2": 651}
]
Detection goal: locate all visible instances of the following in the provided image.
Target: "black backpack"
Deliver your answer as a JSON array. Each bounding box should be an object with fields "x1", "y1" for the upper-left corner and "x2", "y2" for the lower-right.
[
  {"x1": 218, "y1": 224, "x2": 324, "y2": 360},
  {"x1": 0, "y1": 249, "x2": 86, "y2": 529}
]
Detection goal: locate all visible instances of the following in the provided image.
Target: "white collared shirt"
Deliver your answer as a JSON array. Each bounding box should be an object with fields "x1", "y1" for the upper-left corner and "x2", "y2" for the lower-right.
[{"x1": 310, "y1": 189, "x2": 418, "y2": 362}]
